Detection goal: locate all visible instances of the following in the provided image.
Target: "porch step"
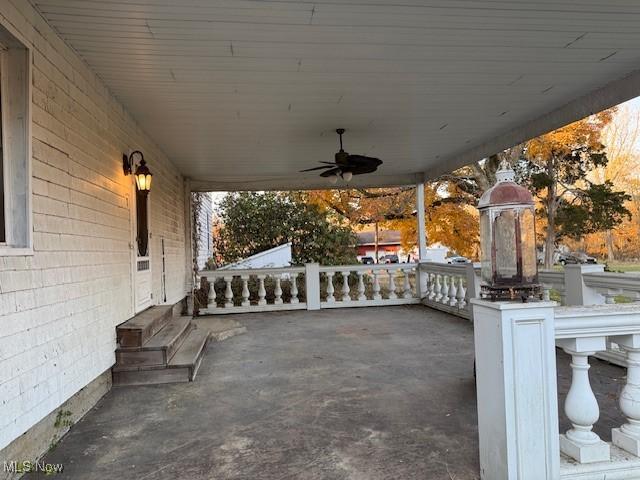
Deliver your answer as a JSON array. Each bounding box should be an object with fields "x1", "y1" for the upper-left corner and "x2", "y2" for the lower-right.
[
  {"x1": 112, "y1": 322, "x2": 210, "y2": 386},
  {"x1": 116, "y1": 306, "x2": 173, "y2": 348},
  {"x1": 115, "y1": 316, "x2": 193, "y2": 367}
]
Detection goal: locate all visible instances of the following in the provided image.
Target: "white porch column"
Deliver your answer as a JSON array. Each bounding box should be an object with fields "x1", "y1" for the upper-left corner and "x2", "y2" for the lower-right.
[
  {"x1": 305, "y1": 263, "x2": 321, "y2": 310},
  {"x1": 416, "y1": 182, "x2": 427, "y2": 261},
  {"x1": 416, "y1": 182, "x2": 428, "y2": 298},
  {"x1": 472, "y1": 299, "x2": 560, "y2": 480}
]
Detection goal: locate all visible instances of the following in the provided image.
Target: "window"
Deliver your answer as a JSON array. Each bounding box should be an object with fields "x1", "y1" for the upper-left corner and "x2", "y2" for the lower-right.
[{"x1": 0, "y1": 22, "x2": 31, "y2": 255}]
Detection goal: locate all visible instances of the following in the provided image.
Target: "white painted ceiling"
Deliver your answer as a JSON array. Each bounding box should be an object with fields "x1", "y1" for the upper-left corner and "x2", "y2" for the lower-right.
[{"x1": 34, "y1": 0, "x2": 640, "y2": 190}]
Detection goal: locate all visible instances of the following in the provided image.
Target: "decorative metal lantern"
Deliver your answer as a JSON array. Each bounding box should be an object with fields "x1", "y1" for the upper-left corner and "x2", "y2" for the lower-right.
[{"x1": 478, "y1": 161, "x2": 540, "y2": 301}]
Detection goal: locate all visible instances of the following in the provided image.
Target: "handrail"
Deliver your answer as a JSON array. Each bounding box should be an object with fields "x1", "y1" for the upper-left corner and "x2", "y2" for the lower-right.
[
  {"x1": 419, "y1": 261, "x2": 468, "y2": 275},
  {"x1": 318, "y1": 263, "x2": 417, "y2": 273},
  {"x1": 200, "y1": 266, "x2": 305, "y2": 277},
  {"x1": 554, "y1": 304, "x2": 640, "y2": 339},
  {"x1": 583, "y1": 272, "x2": 640, "y2": 293}
]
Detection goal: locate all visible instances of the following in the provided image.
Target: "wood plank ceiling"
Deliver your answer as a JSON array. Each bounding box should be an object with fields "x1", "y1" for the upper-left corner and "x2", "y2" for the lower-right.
[{"x1": 33, "y1": 0, "x2": 640, "y2": 190}]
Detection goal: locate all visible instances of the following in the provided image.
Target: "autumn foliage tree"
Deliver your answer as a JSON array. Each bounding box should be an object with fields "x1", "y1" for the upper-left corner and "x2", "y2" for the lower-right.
[{"x1": 520, "y1": 111, "x2": 631, "y2": 268}]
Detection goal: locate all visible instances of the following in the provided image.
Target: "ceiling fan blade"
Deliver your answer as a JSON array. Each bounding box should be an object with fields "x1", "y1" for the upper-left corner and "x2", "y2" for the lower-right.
[
  {"x1": 319, "y1": 167, "x2": 342, "y2": 177},
  {"x1": 300, "y1": 165, "x2": 335, "y2": 172}
]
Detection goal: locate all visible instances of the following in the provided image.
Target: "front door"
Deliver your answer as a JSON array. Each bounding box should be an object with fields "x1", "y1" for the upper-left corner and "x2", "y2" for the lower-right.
[{"x1": 133, "y1": 188, "x2": 152, "y2": 313}]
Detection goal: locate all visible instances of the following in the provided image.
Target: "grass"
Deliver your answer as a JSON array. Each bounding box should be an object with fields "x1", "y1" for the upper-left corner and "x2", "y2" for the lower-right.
[{"x1": 605, "y1": 262, "x2": 640, "y2": 273}]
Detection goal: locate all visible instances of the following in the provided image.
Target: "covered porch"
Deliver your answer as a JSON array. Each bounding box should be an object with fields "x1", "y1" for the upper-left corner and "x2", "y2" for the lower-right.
[{"x1": 41, "y1": 305, "x2": 625, "y2": 479}]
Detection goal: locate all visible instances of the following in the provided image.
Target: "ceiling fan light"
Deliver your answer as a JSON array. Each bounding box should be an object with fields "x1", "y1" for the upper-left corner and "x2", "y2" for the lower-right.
[
  {"x1": 327, "y1": 174, "x2": 338, "y2": 185},
  {"x1": 342, "y1": 171, "x2": 353, "y2": 182}
]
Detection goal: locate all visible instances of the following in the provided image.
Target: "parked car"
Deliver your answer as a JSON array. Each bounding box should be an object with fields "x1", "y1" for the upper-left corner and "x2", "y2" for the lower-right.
[
  {"x1": 360, "y1": 256, "x2": 375, "y2": 265},
  {"x1": 557, "y1": 252, "x2": 597, "y2": 265},
  {"x1": 573, "y1": 251, "x2": 598, "y2": 264},
  {"x1": 447, "y1": 256, "x2": 470, "y2": 265},
  {"x1": 380, "y1": 254, "x2": 399, "y2": 264}
]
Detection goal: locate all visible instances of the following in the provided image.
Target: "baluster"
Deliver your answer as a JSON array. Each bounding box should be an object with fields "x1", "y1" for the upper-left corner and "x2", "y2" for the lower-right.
[
  {"x1": 612, "y1": 336, "x2": 640, "y2": 455},
  {"x1": 402, "y1": 268, "x2": 412, "y2": 299},
  {"x1": 559, "y1": 343, "x2": 610, "y2": 463},
  {"x1": 440, "y1": 275, "x2": 449, "y2": 304},
  {"x1": 357, "y1": 271, "x2": 366, "y2": 301},
  {"x1": 456, "y1": 276, "x2": 466, "y2": 309},
  {"x1": 257, "y1": 275, "x2": 267, "y2": 306},
  {"x1": 241, "y1": 275, "x2": 250, "y2": 307},
  {"x1": 274, "y1": 275, "x2": 283, "y2": 304},
  {"x1": 372, "y1": 271, "x2": 382, "y2": 300},
  {"x1": 448, "y1": 274, "x2": 457, "y2": 306},
  {"x1": 427, "y1": 273, "x2": 435, "y2": 300},
  {"x1": 208, "y1": 277, "x2": 217, "y2": 307},
  {"x1": 224, "y1": 276, "x2": 234, "y2": 308},
  {"x1": 341, "y1": 271, "x2": 351, "y2": 302},
  {"x1": 290, "y1": 273, "x2": 299, "y2": 304},
  {"x1": 542, "y1": 285, "x2": 551, "y2": 301},
  {"x1": 326, "y1": 272, "x2": 335, "y2": 303},
  {"x1": 604, "y1": 290, "x2": 617, "y2": 304},
  {"x1": 433, "y1": 274, "x2": 442, "y2": 301},
  {"x1": 388, "y1": 269, "x2": 397, "y2": 299}
]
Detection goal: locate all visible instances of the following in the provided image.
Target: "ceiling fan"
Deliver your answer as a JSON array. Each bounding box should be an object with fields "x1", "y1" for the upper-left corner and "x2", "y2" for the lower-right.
[{"x1": 300, "y1": 128, "x2": 382, "y2": 184}]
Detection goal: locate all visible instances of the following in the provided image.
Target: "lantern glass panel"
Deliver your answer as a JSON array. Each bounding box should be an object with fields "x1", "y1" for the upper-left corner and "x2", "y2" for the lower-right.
[
  {"x1": 494, "y1": 210, "x2": 518, "y2": 281},
  {"x1": 519, "y1": 208, "x2": 537, "y2": 281},
  {"x1": 480, "y1": 210, "x2": 492, "y2": 283}
]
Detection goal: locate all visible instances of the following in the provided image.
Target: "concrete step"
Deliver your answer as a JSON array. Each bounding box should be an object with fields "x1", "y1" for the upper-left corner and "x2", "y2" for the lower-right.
[
  {"x1": 168, "y1": 326, "x2": 210, "y2": 381},
  {"x1": 112, "y1": 325, "x2": 210, "y2": 386},
  {"x1": 115, "y1": 316, "x2": 193, "y2": 367},
  {"x1": 116, "y1": 306, "x2": 173, "y2": 348}
]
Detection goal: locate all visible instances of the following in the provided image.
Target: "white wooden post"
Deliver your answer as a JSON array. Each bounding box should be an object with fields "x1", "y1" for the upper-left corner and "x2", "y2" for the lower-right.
[
  {"x1": 416, "y1": 182, "x2": 428, "y2": 297},
  {"x1": 305, "y1": 263, "x2": 321, "y2": 310},
  {"x1": 556, "y1": 336, "x2": 610, "y2": 463},
  {"x1": 564, "y1": 264, "x2": 605, "y2": 306},
  {"x1": 472, "y1": 299, "x2": 559, "y2": 480},
  {"x1": 612, "y1": 334, "x2": 640, "y2": 456}
]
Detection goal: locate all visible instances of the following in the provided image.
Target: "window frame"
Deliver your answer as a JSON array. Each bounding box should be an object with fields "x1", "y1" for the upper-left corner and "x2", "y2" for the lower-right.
[{"x1": 0, "y1": 20, "x2": 32, "y2": 257}]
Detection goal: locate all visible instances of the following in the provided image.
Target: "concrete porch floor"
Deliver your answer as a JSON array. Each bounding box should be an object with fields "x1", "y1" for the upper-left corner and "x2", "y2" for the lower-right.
[{"x1": 41, "y1": 305, "x2": 625, "y2": 480}]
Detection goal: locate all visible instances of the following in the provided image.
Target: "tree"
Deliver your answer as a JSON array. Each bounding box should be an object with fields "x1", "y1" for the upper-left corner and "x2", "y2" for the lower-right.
[
  {"x1": 302, "y1": 185, "x2": 481, "y2": 259},
  {"x1": 520, "y1": 112, "x2": 631, "y2": 268},
  {"x1": 212, "y1": 192, "x2": 357, "y2": 266}
]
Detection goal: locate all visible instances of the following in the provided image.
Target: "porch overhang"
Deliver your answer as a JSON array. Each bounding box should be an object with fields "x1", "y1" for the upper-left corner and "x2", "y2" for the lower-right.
[{"x1": 33, "y1": 1, "x2": 640, "y2": 191}]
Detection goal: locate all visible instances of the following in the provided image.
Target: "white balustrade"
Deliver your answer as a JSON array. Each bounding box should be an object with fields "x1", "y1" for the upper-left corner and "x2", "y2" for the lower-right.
[
  {"x1": 319, "y1": 264, "x2": 419, "y2": 308},
  {"x1": 539, "y1": 270, "x2": 567, "y2": 305},
  {"x1": 199, "y1": 266, "x2": 307, "y2": 314},
  {"x1": 419, "y1": 262, "x2": 471, "y2": 320},
  {"x1": 554, "y1": 305, "x2": 640, "y2": 477}
]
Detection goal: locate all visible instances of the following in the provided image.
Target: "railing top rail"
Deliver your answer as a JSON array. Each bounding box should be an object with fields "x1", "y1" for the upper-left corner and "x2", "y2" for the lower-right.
[
  {"x1": 200, "y1": 266, "x2": 305, "y2": 277},
  {"x1": 582, "y1": 271, "x2": 640, "y2": 292},
  {"x1": 418, "y1": 261, "x2": 468, "y2": 275},
  {"x1": 318, "y1": 263, "x2": 418, "y2": 273},
  {"x1": 554, "y1": 304, "x2": 640, "y2": 339}
]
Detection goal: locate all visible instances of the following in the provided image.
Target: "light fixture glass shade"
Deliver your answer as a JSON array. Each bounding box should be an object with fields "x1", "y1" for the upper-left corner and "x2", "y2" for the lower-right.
[
  {"x1": 328, "y1": 174, "x2": 338, "y2": 184},
  {"x1": 134, "y1": 159, "x2": 152, "y2": 192},
  {"x1": 342, "y1": 171, "x2": 353, "y2": 182}
]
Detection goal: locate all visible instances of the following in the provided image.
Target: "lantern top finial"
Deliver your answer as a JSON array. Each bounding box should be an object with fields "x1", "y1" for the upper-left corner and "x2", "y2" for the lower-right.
[
  {"x1": 478, "y1": 160, "x2": 534, "y2": 209},
  {"x1": 495, "y1": 160, "x2": 515, "y2": 183}
]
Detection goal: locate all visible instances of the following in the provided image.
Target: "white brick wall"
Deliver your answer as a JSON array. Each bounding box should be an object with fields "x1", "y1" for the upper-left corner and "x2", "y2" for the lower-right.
[{"x1": 0, "y1": 1, "x2": 188, "y2": 451}]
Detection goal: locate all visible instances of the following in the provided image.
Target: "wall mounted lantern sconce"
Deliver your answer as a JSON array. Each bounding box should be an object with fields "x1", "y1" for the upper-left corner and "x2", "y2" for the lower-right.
[{"x1": 123, "y1": 150, "x2": 153, "y2": 192}]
